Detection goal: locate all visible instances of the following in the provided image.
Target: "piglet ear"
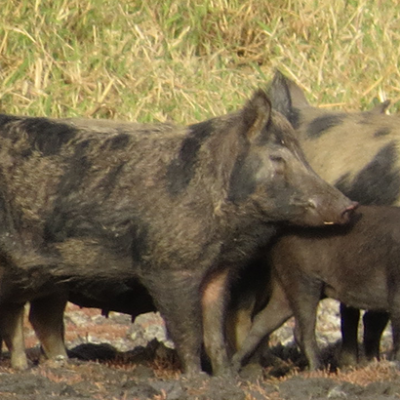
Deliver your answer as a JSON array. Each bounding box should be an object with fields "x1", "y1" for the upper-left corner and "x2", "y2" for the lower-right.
[{"x1": 241, "y1": 90, "x2": 272, "y2": 141}]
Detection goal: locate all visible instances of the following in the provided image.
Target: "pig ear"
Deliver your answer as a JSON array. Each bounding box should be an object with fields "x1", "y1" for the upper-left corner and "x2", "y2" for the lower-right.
[
  {"x1": 267, "y1": 70, "x2": 310, "y2": 117},
  {"x1": 369, "y1": 99, "x2": 391, "y2": 114},
  {"x1": 241, "y1": 90, "x2": 272, "y2": 141}
]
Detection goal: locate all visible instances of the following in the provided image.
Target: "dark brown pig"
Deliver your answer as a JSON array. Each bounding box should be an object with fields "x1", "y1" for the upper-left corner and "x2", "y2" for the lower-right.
[
  {"x1": 0, "y1": 279, "x2": 156, "y2": 370},
  {"x1": 232, "y1": 206, "x2": 400, "y2": 371},
  {"x1": 267, "y1": 70, "x2": 398, "y2": 364},
  {"x1": 67, "y1": 279, "x2": 156, "y2": 319},
  {"x1": 0, "y1": 272, "x2": 69, "y2": 370},
  {"x1": 0, "y1": 89, "x2": 355, "y2": 375}
]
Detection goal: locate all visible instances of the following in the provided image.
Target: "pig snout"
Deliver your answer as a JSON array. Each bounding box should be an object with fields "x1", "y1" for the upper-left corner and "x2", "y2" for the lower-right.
[
  {"x1": 337, "y1": 201, "x2": 359, "y2": 224},
  {"x1": 308, "y1": 197, "x2": 359, "y2": 226}
]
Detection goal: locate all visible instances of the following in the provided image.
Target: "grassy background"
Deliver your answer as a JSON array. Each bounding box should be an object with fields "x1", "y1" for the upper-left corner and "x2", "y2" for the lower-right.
[{"x1": 1, "y1": 0, "x2": 400, "y2": 124}]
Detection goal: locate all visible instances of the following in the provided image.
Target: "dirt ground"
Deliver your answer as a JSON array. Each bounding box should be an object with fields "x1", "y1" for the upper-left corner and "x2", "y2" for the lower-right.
[{"x1": 1, "y1": 301, "x2": 400, "y2": 400}]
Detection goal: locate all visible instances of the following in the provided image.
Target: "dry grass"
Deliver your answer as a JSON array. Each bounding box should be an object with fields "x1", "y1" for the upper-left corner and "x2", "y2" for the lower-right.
[
  {"x1": 250, "y1": 357, "x2": 400, "y2": 391},
  {"x1": 15, "y1": 304, "x2": 400, "y2": 398},
  {"x1": 335, "y1": 361, "x2": 400, "y2": 386},
  {"x1": 2, "y1": 0, "x2": 400, "y2": 395},
  {"x1": 1, "y1": 0, "x2": 400, "y2": 125}
]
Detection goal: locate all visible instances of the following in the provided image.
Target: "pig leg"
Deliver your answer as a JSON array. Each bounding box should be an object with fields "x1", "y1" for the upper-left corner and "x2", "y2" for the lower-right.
[
  {"x1": 0, "y1": 302, "x2": 28, "y2": 370},
  {"x1": 29, "y1": 293, "x2": 68, "y2": 361},
  {"x1": 139, "y1": 271, "x2": 204, "y2": 376},
  {"x1": 392, "y1": 320, "x2": 400, "y2": 361},
  {"x1": 363, "y1": 310, "x2": 389, "y2": 360},
  {"x1": 232, "y1": 278, "x2": 293, "y2": 371},
  {"x1": 201, "y1": 268, "x2": 232, "y2": 376},
  {"x1": 225, "y1": 295, "x2": 255, "y2": 356},
  {"x1": 339, "y1": 304, "x2": 360, "y2": 366},
  {"x1": 289, "y1": 283, "x2": 322, "y2": 370},
  {"x1": 390, "y1": 297, "x2": 400, "y2": 361}
]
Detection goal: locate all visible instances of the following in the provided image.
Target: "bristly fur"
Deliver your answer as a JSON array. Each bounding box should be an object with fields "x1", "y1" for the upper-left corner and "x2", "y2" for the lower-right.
[
  {"x1": 0, "y1": 89, "x2": 353, "y2": 375},
  {"x1": 267, "y1": 70, "x2": 400, "y2": 207}
]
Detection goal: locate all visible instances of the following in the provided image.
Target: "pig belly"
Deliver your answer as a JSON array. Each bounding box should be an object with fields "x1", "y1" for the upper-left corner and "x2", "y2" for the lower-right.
[{"x1": 324, "y1": 284, "x2": 388, "y2": 312}]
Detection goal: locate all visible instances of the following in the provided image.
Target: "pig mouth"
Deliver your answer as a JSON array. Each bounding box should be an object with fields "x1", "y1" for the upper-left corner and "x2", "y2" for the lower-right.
[
  {"x1": 286, "y1": 198, "x2": 359, "y2": 226},
  {"x1": 256, "y1": 198, "x2": 358, "y2": 227}
]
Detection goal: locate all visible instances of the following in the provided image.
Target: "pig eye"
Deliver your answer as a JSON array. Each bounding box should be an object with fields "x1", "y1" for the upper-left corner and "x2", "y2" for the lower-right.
[
  {"x1": 269, "y1": 155, "x2": 285, "y2": 163},
  {"x1": 270, "y1": 155, "x2": 286, "y2": 174}
]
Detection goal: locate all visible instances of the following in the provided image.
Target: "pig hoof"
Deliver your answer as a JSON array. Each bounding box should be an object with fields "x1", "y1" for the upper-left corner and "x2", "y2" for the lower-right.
[
  {"x1": 217, "y1": 366, "x2": 235, "y2": 379},
  {"x1": 12, "y1": 362, "x2": 30, "y2": 371},
  {"x1": 44, "y1": 355, "x2": 68, "y2": 368},
  {"x1": 338, "y1": 356, "x2": 358, "y2": 368},
  {"x1": 388, "y1": 360, "x2": 400, "y2": 370},
  {"x1": 11, "y1": 356, "x2": 31, "y2": 371},
  {"x1": 238, "y1": 363, "x2": 263, "y2": 381},
  {"x1": 231, "y1": 358, "x2": 242, "y2": 373},
  {"x1": 183, "y1": 370, "x2": 210, "y2": 384}
]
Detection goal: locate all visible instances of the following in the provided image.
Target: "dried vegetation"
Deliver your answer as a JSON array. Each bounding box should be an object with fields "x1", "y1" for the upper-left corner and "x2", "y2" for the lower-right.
[{"x1": 1, "y1": 0, "x2": 400, "y2": 398}]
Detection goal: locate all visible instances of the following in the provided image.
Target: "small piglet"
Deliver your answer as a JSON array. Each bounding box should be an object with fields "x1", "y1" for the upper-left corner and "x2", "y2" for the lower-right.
[{"x1": 233, "y1": 205, "x2": 400, "y2": 370}]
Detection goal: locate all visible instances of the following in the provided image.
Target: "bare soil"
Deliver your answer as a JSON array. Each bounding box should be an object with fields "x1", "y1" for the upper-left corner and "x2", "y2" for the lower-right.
[{"x1": 1, "y1": 301, "x2": 400, "y2": 400}]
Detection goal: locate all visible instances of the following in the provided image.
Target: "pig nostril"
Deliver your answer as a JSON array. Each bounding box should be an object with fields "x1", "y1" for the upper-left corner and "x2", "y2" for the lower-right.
[
  {"x1": 343, "y1": 201, "x2": 359, "y2": 215},
  {"x1": 341, "y1": 201, "x2": 359, "y2": 222}
]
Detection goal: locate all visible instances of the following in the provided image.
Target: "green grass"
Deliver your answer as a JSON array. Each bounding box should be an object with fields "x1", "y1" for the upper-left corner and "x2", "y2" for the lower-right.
[{"x1": 1, "y1": 0, "x2": 400, "y2": 124}]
